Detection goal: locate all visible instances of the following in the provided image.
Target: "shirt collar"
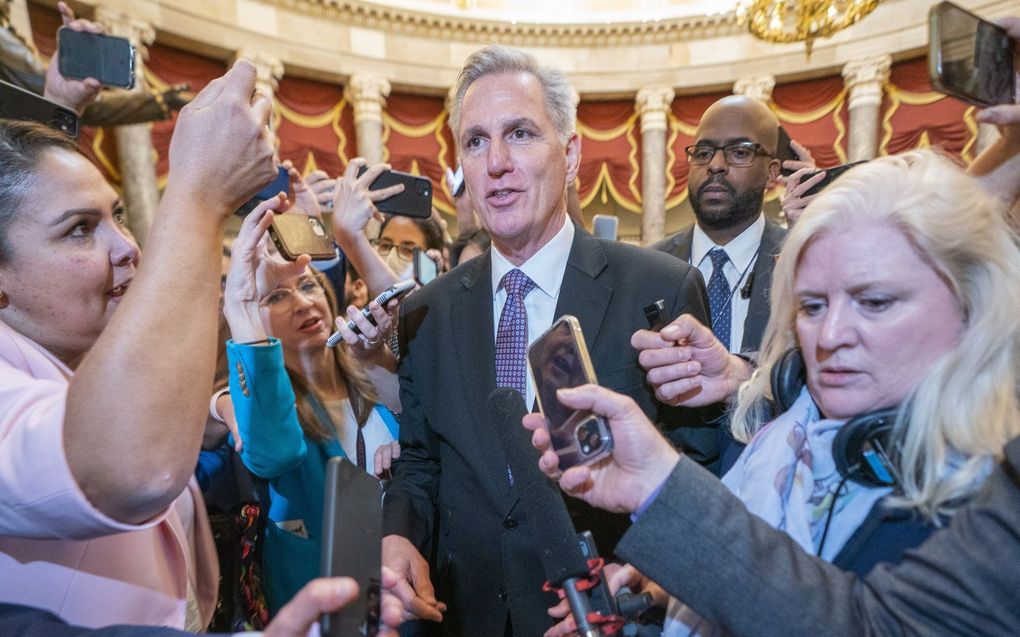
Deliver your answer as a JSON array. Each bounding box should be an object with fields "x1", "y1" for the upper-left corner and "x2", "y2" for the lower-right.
[
  {"x1": 491, "y1": 216, "x2": 574, "y2": 299},
  {"x1": 691, "y1": 213, "x2": 766, "y2": 273}
]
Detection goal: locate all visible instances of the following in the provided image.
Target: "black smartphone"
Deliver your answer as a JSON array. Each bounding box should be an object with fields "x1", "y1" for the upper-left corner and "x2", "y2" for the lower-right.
[
  {"x1": 268, "y1": 214, "x2": 336, "y2": 262},
  {"x1": 320, "y1": 457, "x2": 382, "y2": 637},
  {"x1": 326, "y1": 279, "x2": 415, "y2": 347},
  {"x1": 776, "y1": 125, "x2": 799, "y2": 176},
  {"x1": 801, "y1": 160, "x2": 868, "y2": 197},
  {"x1": 592, "y1": 214, "x2": 619, "y2": 241},
  {"x1": 929, "y1": 1, "x2": 1016, "y2": 107},
  {"x1": 0, "y1": 80, "x2": 79, "y2": 138},
  {"x1": 356, "y1": 166, "x2": 433, "y2": 218},
  {"x1": 412, "y1": 247, "x2": 438, "y2": 286},
  {"x1": 527, "y1": 315, "x2": 613, "y2": 471},
  {"x1": 236, "y1": 165, "x2": 290, "y2": 216},
  {"x1": 57, "y1": 28, "x2": 135, "y2": 90}
]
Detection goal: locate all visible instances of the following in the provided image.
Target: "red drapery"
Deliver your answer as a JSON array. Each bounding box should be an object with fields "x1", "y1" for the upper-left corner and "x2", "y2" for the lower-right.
[
  {"x1": 275, "y1": 75, "x2": 354, "y2": 180},
  {"x1": 576, "y1": 101, "x2": 642, "y2": 213}
]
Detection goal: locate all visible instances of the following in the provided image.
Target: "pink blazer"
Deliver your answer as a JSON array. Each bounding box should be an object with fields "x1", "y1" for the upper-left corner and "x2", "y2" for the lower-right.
[{"x1": 0, "y1": 320, "x2": 218, "y2": 629}]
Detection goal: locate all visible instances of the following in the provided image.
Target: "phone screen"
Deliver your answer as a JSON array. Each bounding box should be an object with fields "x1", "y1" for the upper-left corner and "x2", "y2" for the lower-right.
[
  {"x1": 58, "y1": 29, "x2": 135, "y2": 89},
  {"x1": 931, "y1": 2, "x2": 1015, "y2": 106},
  {"x1": 527, "y1": 316, "x2": 612, "y2": 469},
  {"x1": 413, "y1": 248, "x2": 438, "y2": 286}
]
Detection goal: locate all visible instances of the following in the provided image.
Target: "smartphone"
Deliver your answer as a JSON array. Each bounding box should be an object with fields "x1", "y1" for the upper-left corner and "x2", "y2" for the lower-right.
[
  {"x1": 57, "y1": 28, "x2": 135, "y2": 90},
  {"x1": 929, "y1": 1, "x2": 1016, "y2": 107},
  {"x1": 776, "y1": 126, "x2": 799, "y2": 176},
  {"x1": 268, "y1": 214, "x2": 336, "y2": 262},
  {"x1": 413, "y1": 247, "x2": 438, "y2": 286},
  {"x1": 0, "y1": 80, "x2": 79, "y2": 138},
  {"x1": 801, "y1": 160, "x2": 868, "y2": 197},
  {"x1": 320, "y1": 457, "x2": 382, "y2": 637},
  {"x1": 236, "y1": 165, "x2": 290, "y2": 217},
  {"x1": 356, "y1": 166, "x2": 433, "y2": 218},
  {"x1": 326, "y1": 279, "x2": 415, "y2": 347},
  {"x1": 592, "y1": 214, "x2": 619, "y2": 241},
  {"x1": 527, "y1": 315, "x2": 613, "y2": 471},
  {"x1": 450, "y1": 164, "x2": 466, "y2": 198}
]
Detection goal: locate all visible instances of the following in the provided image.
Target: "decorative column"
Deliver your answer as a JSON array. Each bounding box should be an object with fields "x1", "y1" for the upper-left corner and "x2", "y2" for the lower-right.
[
  {"x1": 975, "y1": 123, "x2": 1001, "y2": 156},
  {"x1": 6, "y1": 0, "x2": 33, "y2": 48},
  {"x1": 345, "y1": 74, "x2": 391, "y2": 165},
  {"x1": 97, "y1": 8, "x2": 157, "y2": 246},
  {"x1": 636, "y1": 86, "x2": 674, "y2": 244},
  {"x1": 842, "y1": 55, "x2": 891, "y2": 162},
  {"x1": 732, "y1": 75, "x2": 775, "y2": 102}
]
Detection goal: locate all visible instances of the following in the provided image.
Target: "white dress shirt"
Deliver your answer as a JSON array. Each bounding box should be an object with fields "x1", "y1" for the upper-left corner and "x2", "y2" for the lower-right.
[
  {"x1": 691, "y1": 213, "x2": 765, "y2": 353},
  {"x1": 490, "y1": 216, "x2": 574, "y2": 408}
]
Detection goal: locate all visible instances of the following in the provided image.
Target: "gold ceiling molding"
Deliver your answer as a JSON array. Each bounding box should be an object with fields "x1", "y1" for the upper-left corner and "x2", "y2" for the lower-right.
[{"x1": 269, "y1": 0, "x2": 742, "y2": 46}]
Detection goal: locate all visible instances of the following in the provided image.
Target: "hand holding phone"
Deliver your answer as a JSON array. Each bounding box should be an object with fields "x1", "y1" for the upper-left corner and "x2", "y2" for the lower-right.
[
  {"x1": 326, "y1": 279, "x2": 415, "y2": 347},
  {"x1": 527, "y1": 315, "x2": 613, "y2": 471},
  {"x1": 356, "y1": 166, "x2": 433, "y2": 219},
  {"x1": 58, "y1": 28, "x2": 135, "y2": 90}
]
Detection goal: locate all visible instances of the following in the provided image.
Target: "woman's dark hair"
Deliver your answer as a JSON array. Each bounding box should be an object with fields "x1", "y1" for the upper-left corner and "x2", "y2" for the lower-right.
[
  {"x1": 449, "y1": 228, "x2": 491, "y2": 268},
  {"x1": 379, "y1": 214, "x2": 445, "y2": 251},
  {"x1": 0, "y1": 119, "x2": 82, "y2": 264}
]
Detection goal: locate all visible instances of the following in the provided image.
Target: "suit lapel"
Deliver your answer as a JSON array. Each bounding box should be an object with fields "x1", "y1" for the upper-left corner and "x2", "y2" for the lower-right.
[
  {"x1": 673, "y1": 227, "x2": 694, "y2": 263},
  {"x1": 556, "y1": 228, "x2": 612, "y2": 351},
  {"x1": 451, "y1": 252, "x2": 515, "y2": 501},
  {"x1": 741, "y1": 220, "x2": 785, "y2": 352}
]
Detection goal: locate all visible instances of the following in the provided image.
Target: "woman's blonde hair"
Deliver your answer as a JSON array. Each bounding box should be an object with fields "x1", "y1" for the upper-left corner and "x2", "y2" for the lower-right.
[{"x1": 731, "y1": 149, "x2": 1020, "y2": 520}]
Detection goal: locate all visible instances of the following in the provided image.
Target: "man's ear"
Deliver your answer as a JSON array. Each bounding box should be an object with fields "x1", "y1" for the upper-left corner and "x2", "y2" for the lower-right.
[
  {"x1": 565, "y1": 132, "x2": 581, "y2": 185},
  {"x1": 766, "y1": 157, "x2": 781, "y2": 188}
]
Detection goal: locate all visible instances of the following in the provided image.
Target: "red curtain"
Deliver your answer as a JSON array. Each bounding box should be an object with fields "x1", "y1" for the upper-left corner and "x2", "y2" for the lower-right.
[
  {"x1": 275, "y1": 75, "x2": 353, "y2": 180},
  {"x1": 383, "y1": 92, "x2": 455, "y2": 214},
  {"x1": 576, "y1": 101, "x2": 641, "y2": 212},
  {"x1": 772, "y1": 75, "x2": 848, "y2": 169}
]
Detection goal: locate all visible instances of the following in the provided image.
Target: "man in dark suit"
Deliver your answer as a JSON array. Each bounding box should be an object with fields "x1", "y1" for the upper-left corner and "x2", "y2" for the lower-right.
[{"x1": 381, "y1": 45, "x2": 709, "y2": 636}]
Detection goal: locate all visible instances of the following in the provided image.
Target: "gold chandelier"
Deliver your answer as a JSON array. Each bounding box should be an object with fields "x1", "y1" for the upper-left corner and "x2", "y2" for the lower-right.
[{"x1": 737, "y1": 0, "x2": 881, "y2": 55}]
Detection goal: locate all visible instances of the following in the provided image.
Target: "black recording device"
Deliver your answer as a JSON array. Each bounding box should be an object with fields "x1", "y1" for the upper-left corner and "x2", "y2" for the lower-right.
[
  {"x1": 320, "y1": 457, "x2": 382, "y2": 637},
  {"x1": 356, "y1": 166, "x2": 433, "y2": 218},
  {"x1": 801, "y1": 160, "x2": 868, "y2": 197},
  {"x1": 929, "y1": 1, "x2": 1016, "y2": 107},
  {"x1": 0, "y1": 80, "x2": 79, "y2": 138},
  {"x1": 58, "y1": 28, "x2": 136, "y2": 90},
  {"x1": 325, "y1": 279, "x2": 415, "y2": 347},
  {"x1": 776, "y1": 125, "x2": 799, "y2": 176},
  {"x1": 643, "y1": 300, "x2": 667, "y2": 331}
]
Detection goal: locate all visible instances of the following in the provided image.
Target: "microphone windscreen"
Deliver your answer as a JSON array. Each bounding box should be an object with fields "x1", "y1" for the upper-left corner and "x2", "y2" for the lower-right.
[{"x1": 487, "y1": 388, "x2": 590, "y2": 585}]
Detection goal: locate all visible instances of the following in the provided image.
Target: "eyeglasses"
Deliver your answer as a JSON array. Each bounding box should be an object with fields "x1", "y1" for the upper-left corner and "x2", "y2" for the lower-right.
[
  {"x1": 260, "y1": 277, "x2": 326, "y2": 314},
  {"x1": 372, "y1": 238, "x2": 418, "y2": 260},
  {"x1": 684, "y1": 142, "x2": 772, "y2": 167}
]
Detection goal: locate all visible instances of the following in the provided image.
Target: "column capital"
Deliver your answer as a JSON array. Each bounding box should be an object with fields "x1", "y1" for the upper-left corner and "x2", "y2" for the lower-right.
[
  {"x1": 345, "y1": 74, "x2": 391, "y2": 124},
  {"x1": 732, "y1": 75, "x2": 775, "y2": 102},
  {"x1": 234, "y1": 49, "x2": 284, "y2": 94},
  {"x1": 842, "y1": 54, "x2": 891, "y2": 110},
  {"x1": 636, "y1": 86, "x2": 674, "y2": 133},
  {"x1": 94, "y1": 7, "x2": 154, "y2": 53}
]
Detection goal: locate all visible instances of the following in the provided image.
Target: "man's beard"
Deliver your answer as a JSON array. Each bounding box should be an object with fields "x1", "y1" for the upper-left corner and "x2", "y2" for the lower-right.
[{"x1": 690, "y1": 177, "x2": 766, "y2": 232}]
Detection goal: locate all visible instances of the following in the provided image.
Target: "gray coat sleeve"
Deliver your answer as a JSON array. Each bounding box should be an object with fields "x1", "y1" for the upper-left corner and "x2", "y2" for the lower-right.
[{"x1": 616, "y1": 442, "x2": 1020, "y2": 637}]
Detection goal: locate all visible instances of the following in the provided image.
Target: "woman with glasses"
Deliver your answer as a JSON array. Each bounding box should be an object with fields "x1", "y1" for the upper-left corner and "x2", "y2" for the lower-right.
[
  {"x1": 221, "y1": 197, "x2": 401, "y2": 615},
  {"x1": 371, "y1": 214, "x2": 446, "y2": 281}
]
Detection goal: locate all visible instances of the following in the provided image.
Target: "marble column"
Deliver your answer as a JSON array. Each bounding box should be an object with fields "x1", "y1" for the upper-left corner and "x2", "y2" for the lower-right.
[
  {"x1": 842, "y1": 55, "x2": 891, "y2": 162},
  {"x1": 97, "y1": 8, "x2": 158, "y2": 246},
  {"x1": 636, "y1": 86, "x2": 674, "y2": 244},
  {"x1": 345, "y1": 74, "x2": 391, "y2": 165},
  {"x1": 732, "y1": 75, "x2": 775, "y2": 102},
  {"x1": 346, "y1": 75, "x2": 390, "y2": 237}
]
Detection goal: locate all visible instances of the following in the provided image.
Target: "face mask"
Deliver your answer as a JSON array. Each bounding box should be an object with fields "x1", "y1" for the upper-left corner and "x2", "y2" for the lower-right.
[{"x1": 386, "y1": 249, "x2": 414, "y2": 281}]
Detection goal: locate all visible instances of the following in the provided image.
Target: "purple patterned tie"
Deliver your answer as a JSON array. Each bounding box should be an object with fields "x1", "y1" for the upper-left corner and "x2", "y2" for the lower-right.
[{"x1": 495, "y1": 268, "x2": 536, "y2": 400}]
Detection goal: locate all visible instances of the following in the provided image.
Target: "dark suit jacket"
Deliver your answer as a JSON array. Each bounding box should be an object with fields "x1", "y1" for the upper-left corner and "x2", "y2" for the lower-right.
[
  {"x1": 617, "y1": 437, "x2": 1020, "y2": 637},
  {"x1": 384, "y1": 226, "x2": 709, "y2": 636},
  {"x1": 651, "y1": 218, "x2": 786, "y2": 353},
  {"x1": 0, "y1": 604, "x2": 187, "y2": 637}
]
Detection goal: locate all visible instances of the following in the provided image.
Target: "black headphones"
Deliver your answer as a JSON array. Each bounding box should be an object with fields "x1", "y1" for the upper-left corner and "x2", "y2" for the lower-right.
[{"x1": 770, "y1": 348, "x2": 901, "y2": 488}]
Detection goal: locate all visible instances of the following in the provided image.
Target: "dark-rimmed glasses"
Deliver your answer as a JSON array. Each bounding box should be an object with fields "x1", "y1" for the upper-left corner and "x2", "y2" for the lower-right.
[{"x1": 684, "y1": 142, "x2": 772, "y2": 167}]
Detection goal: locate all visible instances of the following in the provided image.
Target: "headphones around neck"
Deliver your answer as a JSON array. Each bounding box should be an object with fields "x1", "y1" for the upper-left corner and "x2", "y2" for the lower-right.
[{"x1": 770, "y1": 348, "x2": 901, "y2": 488}]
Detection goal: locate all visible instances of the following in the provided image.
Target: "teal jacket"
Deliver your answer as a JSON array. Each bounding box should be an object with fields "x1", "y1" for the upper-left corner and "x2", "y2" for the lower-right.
[{"x1": 226, "y1": 339, "x2": 397, "y2": 614}]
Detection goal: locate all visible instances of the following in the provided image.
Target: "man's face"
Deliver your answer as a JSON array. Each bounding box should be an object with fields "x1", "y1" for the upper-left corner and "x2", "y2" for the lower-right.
[
  {"x1": 457, "y1": 71, "x2": 579, "y2": 261},
  {"x1": 688, "y1": 105, "x2": 780, "y2": 234}
]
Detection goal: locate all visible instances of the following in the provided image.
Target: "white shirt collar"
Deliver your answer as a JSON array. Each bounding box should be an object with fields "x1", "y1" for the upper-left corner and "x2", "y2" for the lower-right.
[
  {"x1": 490, "y1": 215, "x2": 574, "y2": 299},
  {"x1": 691, "y1": 213, "x2": 766, "y2": 274}
]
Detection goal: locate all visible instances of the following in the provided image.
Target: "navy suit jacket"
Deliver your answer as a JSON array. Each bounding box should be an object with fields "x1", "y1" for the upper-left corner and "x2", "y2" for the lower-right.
[
  {"x1": 384, "y1": 225, "x2": 709, "y2": 636},
  {"x1": 651, "y1": 218, "x2": 786, "y2": 353}
]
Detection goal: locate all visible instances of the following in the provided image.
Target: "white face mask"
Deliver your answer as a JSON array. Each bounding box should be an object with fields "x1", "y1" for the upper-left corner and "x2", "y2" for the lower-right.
[{"x1": 386, "y1": 249, "x2": 414, "y2": 281}]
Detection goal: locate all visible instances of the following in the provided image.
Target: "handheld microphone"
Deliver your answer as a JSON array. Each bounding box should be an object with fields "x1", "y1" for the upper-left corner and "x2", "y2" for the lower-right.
[
  {"x1": 487, "y1": 388, "x2": 604, "y2": 637},
  {"x1": 739, "y1": 275, "x2": 753, "y2": 300}
]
